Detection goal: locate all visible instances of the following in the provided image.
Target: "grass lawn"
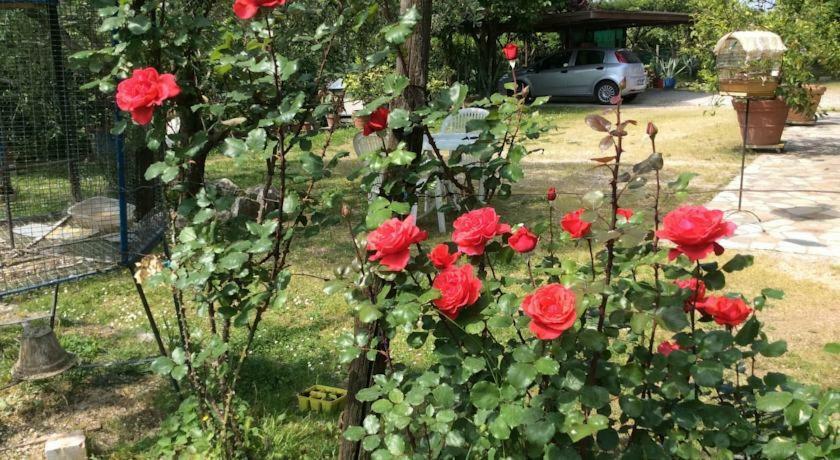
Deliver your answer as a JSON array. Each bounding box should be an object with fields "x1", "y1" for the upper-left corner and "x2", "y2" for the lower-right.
[{"x1": 1, "y1": 103, "x2": 838, "y2": 458}]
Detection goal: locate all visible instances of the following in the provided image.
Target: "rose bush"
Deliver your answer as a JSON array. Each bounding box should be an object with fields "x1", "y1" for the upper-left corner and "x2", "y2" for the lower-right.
[{"x1": 334, "y1": 99, "x2": 839, "y2": 459}]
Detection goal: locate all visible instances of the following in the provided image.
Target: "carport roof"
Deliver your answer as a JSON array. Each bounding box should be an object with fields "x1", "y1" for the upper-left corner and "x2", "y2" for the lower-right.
[{"x1": 503, "y1": 9, "x2": 693, "y2": 32}]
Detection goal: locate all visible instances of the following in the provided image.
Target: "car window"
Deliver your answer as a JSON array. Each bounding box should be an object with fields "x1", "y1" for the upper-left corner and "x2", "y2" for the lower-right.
[
  {"x1": 616, "y1": 50, "x2": 642, "y2": 63},
  {"x1": 540, "y1": 51, "x2": 572, "y2": 70},
  {"x1": 575, "y1": 50, "x2": 605, "y2": 66}
]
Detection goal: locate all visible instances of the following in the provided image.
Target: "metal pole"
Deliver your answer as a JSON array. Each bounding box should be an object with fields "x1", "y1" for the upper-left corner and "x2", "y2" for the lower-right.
[
  {"x1": 116, "y1": 116, "x2": 129, "y2": 265},
  {"x1": 128, "y1": 266, "x2": 180, "y2": 393},
  {"x1": 49, "y1": 283, "x2": 59, "y2": 329},
  {"x1": 738, "y1": 97, "x2": 751, "y2": 211}
]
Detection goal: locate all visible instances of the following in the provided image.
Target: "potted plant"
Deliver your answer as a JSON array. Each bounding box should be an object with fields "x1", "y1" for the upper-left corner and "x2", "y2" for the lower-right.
[{"x1": 655, "y1": 56, "x2": 687, "y2": 90}]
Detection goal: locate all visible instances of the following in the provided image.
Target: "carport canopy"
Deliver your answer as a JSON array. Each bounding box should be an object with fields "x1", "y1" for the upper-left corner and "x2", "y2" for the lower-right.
[{"x1": 503, "y1": 9, "x2": 693, "y2": 33}]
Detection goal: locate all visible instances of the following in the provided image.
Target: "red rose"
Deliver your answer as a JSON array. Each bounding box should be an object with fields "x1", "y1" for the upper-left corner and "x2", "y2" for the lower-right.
[
  {"x1": 547, "y1": 187, "x2": 557, "y2": 202},
  {"x1": 509, "y1": 226, "x2": 538, "y2": 254},
  {"x1": 428, "y1": 243, "x2": 460, "y2": 270},
  {"x1": 675, "y1": 278, "x2": 707, "y2": 312},
  {"x1": 502, "y1": 43, "x2": 519, "y2": 61},
  {"x1": 233, "y1": 0, "x2": 286, "y2": 20},
  {"x1": 560, "y1": 208, "x2": 592, "y2": 239},
  {"x1": 433, "y1": 265, "x2": 482, "y2": 319},
  {"x1": 366, "y1": 215, "x2": 428, "y2": 271},
  {"x1": 617, "y1": 208, "x2": 634, "y2": 221},
  {"x1": 363, "y1": 107, "x2": 389, "y2": 136},
  {"x1": 700, "y1": 296, "x2": 752, "y2": 327},
  {"x1": 521, "y1": 284, "x2": 577, "y2": 340},
  {"x1": 116, "y1": 67, "x2": 181, "y2": 126},
  {"x1": 658, "y1": 340, "x2": 681, "y2": 357},
  {"x1": 656, "y1": 206, "x2": 736, "y2": 261},
  {"x1": 452, "y1": 207, "x2": 511, "y2": 256}
]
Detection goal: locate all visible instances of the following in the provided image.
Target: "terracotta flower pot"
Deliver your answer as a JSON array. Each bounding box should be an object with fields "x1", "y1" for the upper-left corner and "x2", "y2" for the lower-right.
[
  {"x1": 326, "y1": 113, "x2": 339, "y2": 129},
  {"x1": 732, "y1": 98, "x2": 787, "y2": 146},
  {"x1": 353, "y1": 112, "x2": 370, "y2": 130},
  {"x1": 786, "y1": 85, "x2": 826, "y2": 125}
]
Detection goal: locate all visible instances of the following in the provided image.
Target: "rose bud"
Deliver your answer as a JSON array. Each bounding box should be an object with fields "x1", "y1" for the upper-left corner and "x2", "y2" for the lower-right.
[
  {"x1": 547, "y1": 187, "x2": 557, "y2": 202},
  {"x1": 646, "y1": 121, "x2": 658, "y2": 140},
  {"x1": 508, "y1": 226, "x2": 538, "y2": 254}
]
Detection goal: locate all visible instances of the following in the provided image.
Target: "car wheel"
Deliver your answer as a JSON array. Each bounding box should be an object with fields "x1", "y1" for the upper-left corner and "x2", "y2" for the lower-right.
[
  {"x1": 622, "y1": 94, "x2": 638, "y2": 103},
  {"x1": 594, "y1": 81, "x2": 620, "y2": 105}
]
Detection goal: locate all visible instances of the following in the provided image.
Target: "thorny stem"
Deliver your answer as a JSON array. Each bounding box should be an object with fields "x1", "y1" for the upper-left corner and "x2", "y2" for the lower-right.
[
  {"x1": 548, "y1": 204, "x2": 555, "y2": 258},
  {"x1": 587, "y1": 239, "x2": 596, "y2": 281},
  {"x1": 526, "y1": 256, "x2": 536, "y2": 288},
  {"x1": 586, "y1": 101, "x2": 624, "y2": 390}
]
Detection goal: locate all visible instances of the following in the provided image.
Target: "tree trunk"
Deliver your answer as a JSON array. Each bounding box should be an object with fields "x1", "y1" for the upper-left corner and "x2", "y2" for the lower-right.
[
  {"x1": 393, "y1": 0, "x2": 432, "y2": 154},
  {"x1": 338, "y1": 2, "x2": 432, "y2": 460}
]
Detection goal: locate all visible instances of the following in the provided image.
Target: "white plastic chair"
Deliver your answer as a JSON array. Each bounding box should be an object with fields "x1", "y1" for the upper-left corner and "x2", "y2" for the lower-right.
[
  {"x1": 353, "y1": 133, "x2": 447, "y2": 233},
  {"x1": 352, "y1": 132, "x2": 386, "y2": 199},
  {"x1": 439, "y1": 108, "x2": 489, "y2": 201}
]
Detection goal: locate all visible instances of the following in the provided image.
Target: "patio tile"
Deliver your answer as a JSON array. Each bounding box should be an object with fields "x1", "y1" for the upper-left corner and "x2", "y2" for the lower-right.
[{"x1": 707, "y1": 113, "x2": 840, "y2": 258}]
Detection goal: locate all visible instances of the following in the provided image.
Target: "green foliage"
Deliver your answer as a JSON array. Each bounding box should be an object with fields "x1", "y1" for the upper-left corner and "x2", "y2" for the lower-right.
[{"x1": 689, "y1": 0, "x2": 840, "y2": 111}]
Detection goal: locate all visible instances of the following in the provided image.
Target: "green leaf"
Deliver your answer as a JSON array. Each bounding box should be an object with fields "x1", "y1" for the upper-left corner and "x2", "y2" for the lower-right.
[
  {"x1": 388, "y1": 148, "x2": 416, "y2": 166},
  {"x1": 356, "y1": 388, "x2": 381, "y2": 402},
  {"x1": 630, "y1": 312, "x2": 651, "y2": 335},
  {"x1": 344, "y1": 426, "x2": 366, "y2": 441},
  {"x1": 735, "y1": 317, "x2": 761, "y2": 346},
  {"x1": 489, "y1": 416, "x2": 510, "y2": 440},
  {"x1": 150, "y1": 356, "x2": 174, "y2": 375},
  {"x1": 524, "y1": 420, "x2": 555, "y2": 445},
  {"x1": 722, "y1": 254, "x2": 754, "y2": 272},
  {"x1": 223, "y1": 138, "x2": 248, "y2": 159},
  {"x1": 362, "y1": 435, "x2": 380, "y2": 452},
  {"x1": 758, "y1": 340, "x2": 788, "y2": 357},
  {"x1": 506, "y1": 362, "x2": 537, "y2": 390},
  {"x1": 358, "y1": 304, "x2": 382, "y2": 323},
  {"x1": 824, "y1": 342, "x2": 840, "y2": 354},
  {"x1": 170, "y1": 365, "x2": 187, "y2": 381},
  {"x1": 581, "y1": 386, "x2": 610, "y2": 409},
  {"x1": 470, "y1": 381, "x2": 500, "y2": 410},
  {"x1": 761, "y1": 288, "x2": 785, "y2": 299},
  {"x1": 763, "y1": 437, "x2": 796, "y2": 460},
  {"x1": 757, "y1": 391, "x2": 794, "y2": 412},
  {"x1": 620, "y1": 395, "x2": 643, "y2": 418},
  {"x1": 783, "y1": 400, "x2": 813, "y2": 426},
  {"x1": 534, "y1": 357, "x2": 560, "y2": 375},
  {"x1": 691, "y1": 362, "x2": 723, "y2": 387},
  {"x1": 127, "y1": 15, "x2": 151, "y2": 34},
  {"x1": 657, "y1": 307, "x2": 689, "y2": 332},
  {"x1": 219, "y1": 252, "x2": 248, "y2": 271},
  {"x1": 384, "y1": 433, "x2": 405, "y2": 455}
]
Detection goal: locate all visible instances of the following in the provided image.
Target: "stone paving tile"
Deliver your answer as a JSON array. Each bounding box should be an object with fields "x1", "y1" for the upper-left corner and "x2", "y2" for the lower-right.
[{"x1": 707, "y1": 113, "x2": 840, "y2": 257}]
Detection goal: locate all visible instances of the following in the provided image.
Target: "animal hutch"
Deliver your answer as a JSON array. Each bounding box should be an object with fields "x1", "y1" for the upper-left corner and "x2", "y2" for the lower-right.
[{"x1": 0, "y1": 0, "x2": 166, "y2": 300}]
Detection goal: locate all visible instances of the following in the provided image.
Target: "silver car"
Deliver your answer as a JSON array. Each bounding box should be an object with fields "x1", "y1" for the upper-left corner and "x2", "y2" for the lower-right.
[{"x1": 499, "y1": 48, "x2": 646, "y2": 104}]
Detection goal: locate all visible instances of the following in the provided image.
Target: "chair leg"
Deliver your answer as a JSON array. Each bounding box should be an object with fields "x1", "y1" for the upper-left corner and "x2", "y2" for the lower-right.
[{"x1": 435, "y1": 180, "x2": 446, "y2": 234}]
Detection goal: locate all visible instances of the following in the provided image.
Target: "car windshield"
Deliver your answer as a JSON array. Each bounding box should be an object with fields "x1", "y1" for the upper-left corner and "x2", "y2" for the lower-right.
[
  {"x1": 539, "y1": 51, "x2": 572, "y2": 70},
  {"x1": 616, "y1": 50, "x2": 642, "y2": 63}
]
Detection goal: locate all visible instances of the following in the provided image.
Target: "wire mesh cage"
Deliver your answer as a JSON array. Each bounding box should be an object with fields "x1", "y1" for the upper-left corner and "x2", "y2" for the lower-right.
[
  {"x1": 714, "y1": 31, "x2": 786, "y2": 97},
  {"x1": 0, "y1": 0, "x2": 165, "y2": 298}
]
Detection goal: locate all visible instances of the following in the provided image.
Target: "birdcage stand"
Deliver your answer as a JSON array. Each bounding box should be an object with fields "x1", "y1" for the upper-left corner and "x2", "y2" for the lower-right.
[{"x1": 721, "y1": 93, "x2": 764, "y2": 225}]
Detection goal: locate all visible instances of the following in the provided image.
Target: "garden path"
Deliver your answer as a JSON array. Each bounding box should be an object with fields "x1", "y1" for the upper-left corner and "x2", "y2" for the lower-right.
[{"x1": 707, "y1": 113, "x2": 840, "y2": 257}]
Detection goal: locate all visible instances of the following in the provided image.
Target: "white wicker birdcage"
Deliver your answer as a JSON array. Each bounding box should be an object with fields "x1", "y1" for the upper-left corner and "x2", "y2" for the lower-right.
[{"x1": 714, "y1": 31, "x2": 786, "y2": 97}]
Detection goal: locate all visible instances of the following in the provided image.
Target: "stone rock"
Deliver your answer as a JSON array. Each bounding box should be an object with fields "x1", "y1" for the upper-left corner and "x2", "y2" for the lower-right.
[{"x1": 44, "y1": 431, "x2": 87, "y2": 460}]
